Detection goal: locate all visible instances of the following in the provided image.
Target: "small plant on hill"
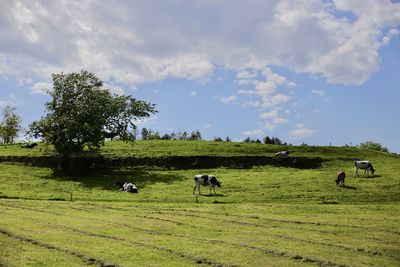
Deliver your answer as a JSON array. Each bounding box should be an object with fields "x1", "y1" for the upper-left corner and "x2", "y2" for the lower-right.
[{"x1": 358, "y1": 141, "x2": 389, "y2": 153}]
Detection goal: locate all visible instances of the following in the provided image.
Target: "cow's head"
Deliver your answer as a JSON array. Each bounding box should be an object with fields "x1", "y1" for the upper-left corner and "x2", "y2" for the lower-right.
[
  {"x1": 370, "y1": 167, "x2": 375, "y2": 176},
  {"x1": 210, "y1": 176, "x2": 221, "y2": 188},
  {"x1": 115, "y1": 181, "x2": 125, "y2": 188}
]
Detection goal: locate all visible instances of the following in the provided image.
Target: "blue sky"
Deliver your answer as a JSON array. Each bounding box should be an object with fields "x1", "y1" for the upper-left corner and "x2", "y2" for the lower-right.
[{"x1": 1, "y1": 0, "x2": 400, "y2": 152}]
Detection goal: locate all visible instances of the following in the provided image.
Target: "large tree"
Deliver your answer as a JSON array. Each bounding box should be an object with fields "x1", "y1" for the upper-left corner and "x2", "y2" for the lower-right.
[
  {"x1": 0, "y1": 105, "x2": 22, "y2": 144},
  {"x1": 29, "y1": 70, "x2": 157, "y2": 165}
]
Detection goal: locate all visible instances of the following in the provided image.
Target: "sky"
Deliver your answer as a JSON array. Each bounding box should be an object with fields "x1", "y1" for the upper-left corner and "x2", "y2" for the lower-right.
[{"x1": 1, "y1": 0, "x2": 400, "y2": 152}]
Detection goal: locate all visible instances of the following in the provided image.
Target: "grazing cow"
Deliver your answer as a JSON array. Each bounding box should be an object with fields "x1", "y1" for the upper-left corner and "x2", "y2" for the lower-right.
[
  {"x1": 21, "y1": 143, "x2": 37, "y2": 148},
  {"x1": 336, "y1": 171, "x2": 346, "y2": 186},
  {"x1": 103, "y1": 132, "x2": 118, "y2": 141},
  {"x1": 193, "y1": 174, "x2": 221, "y2": 195},
  {"x1": 354, "y1": 161, "x2": 375, "y2": 177},
  {"x1": 115, "y1": 181, "x2": 138, "y2": 193},
  {"x1": 275, "y1": 150, "x2": 290, "y2": 158}
]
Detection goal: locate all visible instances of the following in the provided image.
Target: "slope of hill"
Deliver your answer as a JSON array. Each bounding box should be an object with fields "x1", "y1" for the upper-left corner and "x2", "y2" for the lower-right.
[{"x1": 1, "y1": 141, "x2": 399, "y2": 266}]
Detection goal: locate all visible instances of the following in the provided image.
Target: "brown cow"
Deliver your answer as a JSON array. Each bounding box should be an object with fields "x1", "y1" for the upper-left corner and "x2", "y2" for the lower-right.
[{"x1": 336, "y1": 171, "x2": 346, "y2": 187}]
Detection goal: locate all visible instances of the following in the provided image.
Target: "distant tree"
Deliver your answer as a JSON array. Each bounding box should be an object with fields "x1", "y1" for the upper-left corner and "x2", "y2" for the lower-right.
[
  {"x1": 29, "y1": 70, "x2": 156, "y2": 168},
  {"x1": 181, "y1": 131, "x2": 189, "y2": 140},
  {"x1": 263, "y1": 136, "x2": 271, "y2": 144},
  {"x1": 243, "y1": 137, "x2": 251, "y2": 143},
  {"x1": 271, "y1": 137, "x2": 282, "y2": 145},
  {"x1": 214, "y1": 137, "x2": 223, "y2": 142},
  {"x1": 225, "y1": 136, "x2": 231, "y2": 142},
  {"x1": 190, "y1": 130, "x2": 202, "y2": 141},
  {"x1": 128, "y1": 127, "x2": 137, "y2": 141},
  {"x1": 358, "y1": 141, "x2": 389, "y2": 153},
  {"x1": 0, "y1": 105, "x2": 22, "y2": 144},
  {"x1": 141, "y1": 128, "x2": 149, "y2": 140},
  {"x1": 161, "y1": 133, "x2": 171, "y2": 140},
  {"x1": 147, "y1": 130, "x2": 161, "y2": 140},
  {"x1": 170, "y1": 132, "x2": 177, "y2": 140}
]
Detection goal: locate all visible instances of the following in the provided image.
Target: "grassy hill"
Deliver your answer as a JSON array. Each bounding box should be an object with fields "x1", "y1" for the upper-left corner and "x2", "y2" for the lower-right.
[
  {"x1": 1, "y1": 141, "x2": 399, "y2": 266},
  {"x1": 0, "y1": 140, "x2": 392, "y2": 159}
]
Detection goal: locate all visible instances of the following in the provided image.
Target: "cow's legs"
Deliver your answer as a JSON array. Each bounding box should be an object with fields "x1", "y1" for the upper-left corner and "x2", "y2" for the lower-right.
[
  {"x1": 354, "y1": 167, "x2": 358, "y2": 178},
  {"x1": 193, "y1": 184, "x2": 197, "y2": 194}
]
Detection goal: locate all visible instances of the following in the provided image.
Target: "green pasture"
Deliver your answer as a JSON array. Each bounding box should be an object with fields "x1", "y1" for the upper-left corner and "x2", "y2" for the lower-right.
[
  {"x1": 0, "y1": 140, "x2": 391, "y2": 159},
  {"x1": 1, "y1": 141, "x2": 400, "y2": 266}
]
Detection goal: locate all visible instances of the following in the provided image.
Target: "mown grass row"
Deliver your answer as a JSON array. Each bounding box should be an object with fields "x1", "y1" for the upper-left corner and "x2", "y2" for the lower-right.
[{"x1": 1, "y1": 200, "x2": 399, "y2": 267}]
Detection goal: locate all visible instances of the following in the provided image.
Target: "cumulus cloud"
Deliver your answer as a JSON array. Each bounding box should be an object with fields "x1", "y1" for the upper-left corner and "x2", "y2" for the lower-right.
[
  {"x1": 0, "y1": 93, "x2": 20, "y2": 107},
  {"x1": 104, "y1": 84, "x2": 124, "y2": 96},
  {"x1": 311, "y1": 89, "x2": 329, "y2": 102},
  {"x1": 1, "y1": 0, "x2": 399, "y2": 91},
  {"x1": 31, "y1": 82, "x2": 52, "y2": 94},
  {"x1": 288, "y1": 124, "x2": 316, "y2": 138},
  {"x1": 220, "y1": 95, "x2": 236, "y2": 104},
  {"x1": 242, "y1": 129, "x2": 265, "y2": 137}
]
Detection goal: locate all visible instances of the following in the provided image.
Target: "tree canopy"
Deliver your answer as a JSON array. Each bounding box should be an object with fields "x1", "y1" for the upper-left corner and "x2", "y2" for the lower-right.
[
  {"x1": 0, "y1": 105, "x2": 22, "y2": 144},
  {"x1": 29, "y1": 70, "x2": 157, "y2": 157}
]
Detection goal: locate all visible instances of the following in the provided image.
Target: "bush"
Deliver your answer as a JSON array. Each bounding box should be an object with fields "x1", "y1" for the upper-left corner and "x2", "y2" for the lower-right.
[{"x1": 358, "y1": 141, "x2": 389, "y2": 153}]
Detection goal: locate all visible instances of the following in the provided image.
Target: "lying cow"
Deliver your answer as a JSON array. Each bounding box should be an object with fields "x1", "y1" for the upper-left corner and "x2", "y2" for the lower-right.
[
  {"x1": 275, "y1": 150, "x2": 290, "y2": 158},
  {"x1": 115, "y1": 181, "x2": 138, "y2": 193},
  {"x1": 336, "y1": 171, "x2": 346, "y2": 187},
  {"x1": 193, "y1": 174, "x2": 221, "y2": 195},
  {"x1": 354, "y1": 161, "x2": 375, "y2": 177},
  {"x1": 21, "y1": 143, "x2": 37, "y2": 148}
]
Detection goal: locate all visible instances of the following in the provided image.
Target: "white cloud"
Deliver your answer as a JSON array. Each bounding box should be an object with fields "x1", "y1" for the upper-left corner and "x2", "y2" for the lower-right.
[
  {"x1": 31, "y1": 82, "x2": 52, "y2": 94},
  {"x1": 288, "y1": 124, "x2": 316, "y2": 138},
  {"x1": 287, "y1": 81, "x2": 297, "y2": 88},
  {"x1": 1, "y1": 0, "x2": 399, "y2": 90},
  {"x1": 0, "y1": 93, "x2": 20, "y2": 107},
  {"x1": 265, "y1": 122, "x2": 276, "y2": 131},
  {"x1": 273, "y1": 117, "x2": 288, "y2": 125},
  {"x1": 220, "y1": 95, "x2": 236, "y2": 104},
  {"x1": 242, "y1": 129, "x2": 265, "y2": 137},
  {"x1": 191, "y1": 90, "x2": 197, "y2": 96},
  {"x1": 104, "y1": 84, "x2": 124, "y2": 96},
  {"x1": 389, "y1": 28, "x2": 400, "y2": 36},
  {"x1": 311, "y1": 89, "x2": 324, "y2": 97},
  {"x1": 133, "y1": 116, "x2": 158, "y2": 127},
  {"x1": 204, "y1": 124, "x2": 212, "y2": 129},
  {"x1": 271, "y1": 94, "x2": 292, "y2": 106},
  {"x1": 311, "y1": 89, "x2": 329, "y2": 102},
  {"x1": 243, "y1": 101, "x2": 260, "y2": 108},
  {"x1": 259, "y1": 110, "x2": 278, "y2": 119},
  {"x1": 236, "y1": 70, "x2": 257, "y2": 80}
]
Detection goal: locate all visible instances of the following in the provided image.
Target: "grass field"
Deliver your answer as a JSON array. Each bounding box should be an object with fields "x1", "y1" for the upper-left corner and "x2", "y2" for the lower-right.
[{"x1": 1, "y1": 141, "x2": 400, "y2": 266}]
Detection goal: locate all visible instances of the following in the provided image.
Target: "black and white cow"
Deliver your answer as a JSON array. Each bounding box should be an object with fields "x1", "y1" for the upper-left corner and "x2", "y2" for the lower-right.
[
  {"x1": 336, "y1": 171, "x2": 346, "y2": 186},
  {"x1": 354, "y1": 161, "x2": 375, "y2": 177},
  {"x1": 21, "y1": 143, "x2": 37, "y2": 148},
  {"x1": 275, "y1": 150, "x2": 290, "y2": 158},
  {"x1": 193, "y1": 174, "x2": 221, "y2": 195},
  {"x1": 115, "y1": 181, "x2": 138, "y2": 193}
]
